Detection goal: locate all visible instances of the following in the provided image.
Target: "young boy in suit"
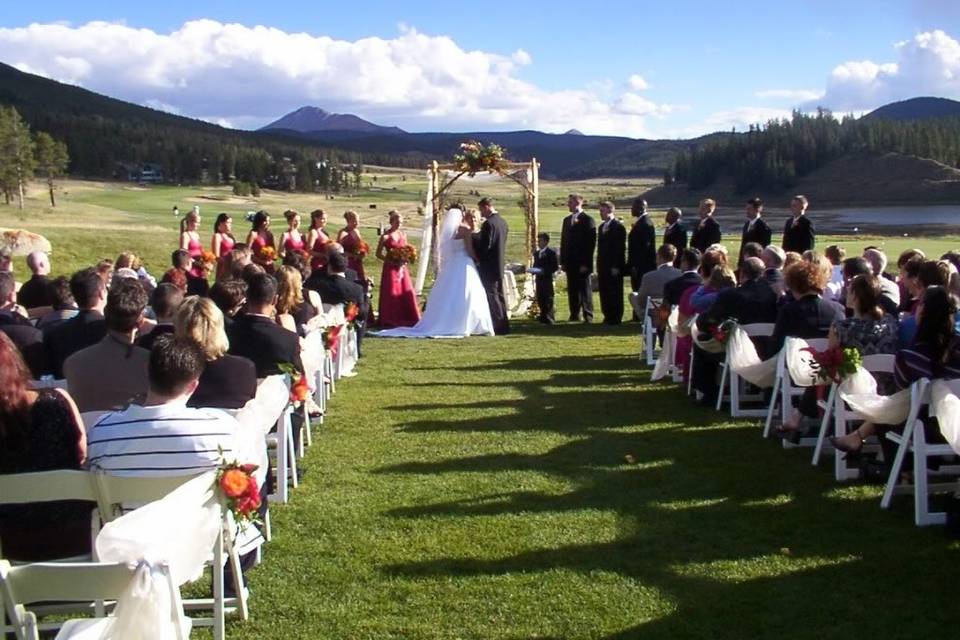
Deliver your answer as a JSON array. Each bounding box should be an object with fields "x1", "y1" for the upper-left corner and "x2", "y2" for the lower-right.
[{"x1": 531, "y1": 232, "x2": 559, "y2": 324}]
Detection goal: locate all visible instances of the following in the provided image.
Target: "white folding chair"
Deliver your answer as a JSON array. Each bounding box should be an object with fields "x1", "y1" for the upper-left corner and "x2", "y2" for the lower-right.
[
  {"x1": 267, "y1": 404, "x2": 299, "y2": 504},
  {"x1": 763, "y1": 337, "x2": 829, "y2": 440},
  {"x1": 811, "y1": 353, "x2": 896, "y2": 480},
  {"x1": 0, "y1": 559, "x2": 188, "y2": 640},
  {"x1": 641, "y1": 297, "x2": 663, "y2": 366},
  {"x1": 715, "y1": 323, "x2": 775, "y2": 417},
  {"x1": 880, "y1": 378, "x2": 960, "y2": 526},
  {"x1": 0, "y1": 470, "x2": 99, "y2": 562},
  {"x1": 92, "y1": 472, "x2": 247, "y2": 639}
]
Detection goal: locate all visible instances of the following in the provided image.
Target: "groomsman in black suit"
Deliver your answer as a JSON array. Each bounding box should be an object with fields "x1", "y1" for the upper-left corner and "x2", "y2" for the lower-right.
[
  {"x1": 663, "y1": 207, "x2": 687, "y2": 265},
  {"x1": 531, "y1": 232, "x2": 559, "y2": 324},
  {"x1": 627, "y1": 198, "x2": 656, "y2": 314},
  {"x1": 596, "y1": 201, "x2": 627, "y2": 325},
  {"x1": 782, "y1": 194, "x2": 816, "y2": 253},
  {"x1": 559, "y1": 193, "x2": 596, "y2": 323},
  {"x1": 739, "y1": 197, "x2": 772, "y2": 265},
  {"x1": 690, "y1": 198, "x2": 721, "y2": 252}
]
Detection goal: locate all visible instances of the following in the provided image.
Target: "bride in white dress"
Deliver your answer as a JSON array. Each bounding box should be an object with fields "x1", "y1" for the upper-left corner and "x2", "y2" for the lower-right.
[{"x1": 377, "y1": 207, "x2": 494, "y2": 338}]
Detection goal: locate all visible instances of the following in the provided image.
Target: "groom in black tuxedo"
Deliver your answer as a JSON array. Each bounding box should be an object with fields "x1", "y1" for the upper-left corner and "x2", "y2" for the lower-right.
[
  {"x1": 560, "y1": 193, "x2": 596, "y2": 322},
  {"x1": 476, "y1": 197, "x2": 510, "y2": 335}
]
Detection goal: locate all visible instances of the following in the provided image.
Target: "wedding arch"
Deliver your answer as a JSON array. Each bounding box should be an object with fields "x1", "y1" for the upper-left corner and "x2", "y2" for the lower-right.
[{"x1": 414, "y1": 143, "x2": 540, "y2": 294}]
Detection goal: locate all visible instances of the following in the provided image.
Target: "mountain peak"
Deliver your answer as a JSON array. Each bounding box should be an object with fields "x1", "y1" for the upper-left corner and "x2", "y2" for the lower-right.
[
  {"x1": 564, "y1": 129, "x2": 585, "y2": 136},
  {"x1": 864, "y1": 97, "x2": 960, "y2": 121},
  {"x1": 261, "y1": 106, "x2": 405, "y2": 135}
]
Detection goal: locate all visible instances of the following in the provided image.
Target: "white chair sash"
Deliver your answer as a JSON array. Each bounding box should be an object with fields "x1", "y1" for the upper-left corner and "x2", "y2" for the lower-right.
[
  {"x1": 95, "y1": 473, "x2": 220, "y2": 639},
  {"x1": 725, "y1": 326, "x2": 777, "y2": 388},
  {"x1": 931, "y1": 380, "x2": 960, "y2": 455},
  {"x1": 838, "y1": 367, "x2": 912, "y2": 426}
]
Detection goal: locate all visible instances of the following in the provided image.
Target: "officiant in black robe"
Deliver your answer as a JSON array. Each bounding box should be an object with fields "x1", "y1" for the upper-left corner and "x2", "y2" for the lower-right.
[{"x1": 476, "y1": 198, "x2": 510, "y2": 335}]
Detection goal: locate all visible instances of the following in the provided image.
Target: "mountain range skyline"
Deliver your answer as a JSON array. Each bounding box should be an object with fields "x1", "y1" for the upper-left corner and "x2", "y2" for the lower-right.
[{"x1": 0, "y1": 3, "x2": 957, "y2": 138}]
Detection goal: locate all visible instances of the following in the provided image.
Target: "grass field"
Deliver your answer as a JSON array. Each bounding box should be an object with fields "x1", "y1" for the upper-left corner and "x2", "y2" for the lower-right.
[{"x1": 5, "y1": 174, "x2": 960, "y2": 637}]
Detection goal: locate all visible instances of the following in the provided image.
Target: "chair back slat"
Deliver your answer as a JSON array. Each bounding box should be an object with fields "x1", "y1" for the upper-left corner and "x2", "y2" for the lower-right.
[
  {"x1": 0, "y1": 470, "x2": 97, "y2": 505},
  {"x1": 861, "y1": 353, "x2": 896, "y2": 374},
  {"x1": 2, "y1": 560, "x2": 137, "y2": 605},
  {"x1": 92, "y1": 472, "x2": 206, "y2": 522},
  {"x1": 742, "y1": 323, "x2": 775, "y2": 337}
]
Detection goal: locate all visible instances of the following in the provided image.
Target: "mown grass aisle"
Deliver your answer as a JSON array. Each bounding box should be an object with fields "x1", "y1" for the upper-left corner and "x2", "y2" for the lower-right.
[{"x1": 226, "y1": 321, "x2": 959, "y2": 639}]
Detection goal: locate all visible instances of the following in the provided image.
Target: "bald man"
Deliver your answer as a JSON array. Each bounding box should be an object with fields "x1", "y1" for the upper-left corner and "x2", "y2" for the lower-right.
[{"x1": 18, "y1": 251, "x2": 53, "y2": 309}]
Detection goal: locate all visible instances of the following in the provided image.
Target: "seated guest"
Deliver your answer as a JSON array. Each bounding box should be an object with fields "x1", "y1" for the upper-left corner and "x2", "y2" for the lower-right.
[
  {"x1": 305, "y1": 252, "x2": 366, "y2": 353},
  {"x1": 783, "y1": 251, "x2": 803, "y2": 270},
  {"x1": 782, "y1": 274, "x2": 899, "y2": 435},
  {"x1": 823, "y1": 245, "x2": 845, "y2": 301},
  {"x1": 691, "y1": 258, "x2": 779, "y2": 403},
  {"x1": 0, "y1": 272, "x2": 45, "y2": 378},
  {"x1": 771, "y1": 260, "x2": 845, "y2": 353},
  {"x1": 64, "y1": 279, "x2": 150, "y2": 412},
  {"x1": 137, "y1": 283, "x2": 184, "y2": 350},
  {"x1": 43, "y1": 268, "x2": 108, "y2": 378},
  {"x1": 227, "y1": 273, "x2": 303, "y2": 377},
  {"x1": 739, "y1": 241, "x2": 764, "y2": 264},
  {"x1": 0, "y1": 332, "x2": 90, "y2": 561},
  {"x1": 241, "y1": 262, "x2": 265, "y2": 285},
  {"x1": 209, "y1": 278, "x2": 247, "y2": 330},
  {"x1": 36, "y1": 276, "x2": 79, "y2": 331},
  {"x1": 283, "y1": 250, "x2": 324, "y2": 313},
  {"x1": 689, "y1": 249, "x2": 730, "y2": 312},
  {"x1": 634, "y1": 244, "x2": 681, "y2": 317},
  {"x1": 898, "y1": 259, "x2": 952, "y2": 346},
  {"x1": 832, "y1": 286, "x2": 960, "y2": 454},
  {"x1": 761, "y1": 246, "x2": 786, "y2": 297},
  {"x1": 863, "y1": 248, "x2": 900, "y2": 313},
  {"x1": 95, "y1": 259, "x2": 114, "y2": 285},
  {"x1": 187, "y1": 259, "x2": 212, "y2": 297},
  {"x1": 116, "y1": 251, "x2": 157, "y2": 294},
  {"x1": 226, "y1": 243, "x2": 253, "y2": 280},
  {"x1": 662, "y1": 248, "x2": 702, "y2": 308},
  {"x1": 86, "y1": 336, "x2": 240, "y2": 475},
  {"x1": 840, "y1": 256, "x2": 873, "y2": 308},
  {"x1": 17, "y1": 251, "x2": 53, "y2": 310},
  {"x1": 896, "y1": 250, "x2": 925, "y2": 312},
  {"x1": 176, "y1": 297, "x2": 257, "y2": 410},
  {"x1": 276, "y1": 265, "x2": 317, "y2": 337},
  {"x1": 161, "y1": 249, "x2": 191, "y2": 292}
]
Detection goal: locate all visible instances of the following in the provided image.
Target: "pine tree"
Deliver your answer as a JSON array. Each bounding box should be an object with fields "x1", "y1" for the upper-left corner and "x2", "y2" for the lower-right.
[
  {"x1": 0, "y1": 107, "x2": 36, "y2": 209},
  {"x1": 34, "y1": 131, "x2": 70, "y2": 206}
]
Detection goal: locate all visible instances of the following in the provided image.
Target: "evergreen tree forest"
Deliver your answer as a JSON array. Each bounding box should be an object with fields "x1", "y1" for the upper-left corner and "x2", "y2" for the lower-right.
[{"x1": 671, "y1": 110, "x2": 960, "y2": 193}]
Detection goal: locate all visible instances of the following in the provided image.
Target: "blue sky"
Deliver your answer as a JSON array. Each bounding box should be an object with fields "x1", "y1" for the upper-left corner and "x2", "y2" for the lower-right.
[{"x1": 0, "y1": 1, "x2": 958, "y2": 138}]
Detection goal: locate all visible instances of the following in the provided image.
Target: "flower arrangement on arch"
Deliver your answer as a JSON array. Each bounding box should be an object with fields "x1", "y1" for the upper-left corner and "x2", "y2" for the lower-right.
[
  {"x1": 386, "y1": 245, "x2": 417, "y2": 265},
  {"x1": 454, "y1": 141, "x2": 508, "y2": 176},
  {"x1": 216, "y1": 460, "x2": 261, "y2": 526},
  {"x1": 803, "y1": 345, "x2": 862, "y2": 384}
]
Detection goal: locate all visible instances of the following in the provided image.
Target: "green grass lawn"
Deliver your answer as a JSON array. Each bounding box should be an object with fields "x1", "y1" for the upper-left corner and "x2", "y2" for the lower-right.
[{"x1": 210, "y1": 319, "x2": 959, "y2": 639}]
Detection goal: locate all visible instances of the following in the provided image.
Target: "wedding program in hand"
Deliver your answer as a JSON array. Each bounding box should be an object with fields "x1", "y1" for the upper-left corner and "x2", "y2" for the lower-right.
[{"x1": 376, "y1": 207, "x2": 494, "y2": 338}]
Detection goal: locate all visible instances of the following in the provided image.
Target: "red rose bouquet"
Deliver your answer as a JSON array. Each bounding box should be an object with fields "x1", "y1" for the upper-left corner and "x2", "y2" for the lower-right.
[
  {"x1": 216, "y1": 461, "x2": 261, "y2": 525},
  {"x1": 803, "y1": 345, "x2": 862, "y2": 384}
]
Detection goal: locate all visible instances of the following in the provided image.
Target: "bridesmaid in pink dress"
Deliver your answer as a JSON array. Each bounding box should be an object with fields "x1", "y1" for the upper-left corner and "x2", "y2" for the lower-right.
[
  {"x1": 337, "y1": 210, "x2": 367, "y2": 281},
  {"x1": 376, "y1": 210, "x2": 421, "y2": 328},
  {"x1": 211, "y1": 213, "x2": 235, "y2": 281},
  {"x1": 279, "y1": 210, "x2": 307, "y2": 260},
  {"x1": 306, "y1": 209, "x2": 331, "y2": 272},
  {"x1": 179, "y1": 209, "x2": 203, "y2": 262},
  {"x1": 246, "y1": 210, "x2": 276, "y2": 272}
]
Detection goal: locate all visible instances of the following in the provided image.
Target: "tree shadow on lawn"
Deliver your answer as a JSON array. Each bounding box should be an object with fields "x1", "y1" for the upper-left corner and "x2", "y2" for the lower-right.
[
  {"x1": 374, "y1": 371, "x2": 960, "y2": 636},
  {"x1": 406, "y1": 353, "x2": 641, "y2": 375}
]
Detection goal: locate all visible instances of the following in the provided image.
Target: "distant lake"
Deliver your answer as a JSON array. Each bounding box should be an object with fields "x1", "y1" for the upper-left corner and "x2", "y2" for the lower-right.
[{"x1": 820, "y1": 205, "x2": 960, "y2": 233}]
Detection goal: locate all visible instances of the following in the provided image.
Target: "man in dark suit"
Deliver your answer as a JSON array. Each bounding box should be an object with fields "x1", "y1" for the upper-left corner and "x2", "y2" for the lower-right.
[
  {"x1": 17, "y1": 251, "x2": 53, "y2": 310},
  {"x1": 531, "y1": 232, "x2": 559, "y2": 324},
  {"x1": 782, "y1": 194, "x2": 816, "y2": 253},
  {"x1": 662, "y1": 207, "x2": 687, "y2": 266},
  {"x1": 304, "y1": 252, "x2": 367, "y2": 354},
  {"x1": 559, "y1": 193, "x2": 596, "y2": 322},
  {"x1": 662, "y1": 248, "x2": 702, "y2": 307},
  {"x1": 739, "y1": 197, "x2": 772, "y2": 265},
  {"x1": 43, "y1": 267, "x2": 107, "y2": 378},
  {"x1": 626, "y1": 198, "x2": 656, "y2": 301},
  {"x1": 136, "y1": 283, "x2": 183, "y2": 351},
  {"x1": 476, "y1": 197, "x2": 510, "y2": 335},
  {"x1": 691, "y1": 257, "x2": 780, "y2": 402},
  {"x1": 690, "y1": 198, "x2": 721, "y2": 253},
  {"x1": 596, "y1": 201, "x2": 627, "y2": 325},
  {"x1": 0, "y1": 272, "x2": 45, "y2": 377},
  {"x1": 227, "y1": 272, "x2": 303, "y2": 378}
]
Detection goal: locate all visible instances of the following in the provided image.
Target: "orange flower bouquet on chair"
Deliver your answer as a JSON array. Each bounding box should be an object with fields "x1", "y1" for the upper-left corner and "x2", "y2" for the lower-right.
[{"x1": 216, "y1": 461, "x2": 261, "y2": 526}]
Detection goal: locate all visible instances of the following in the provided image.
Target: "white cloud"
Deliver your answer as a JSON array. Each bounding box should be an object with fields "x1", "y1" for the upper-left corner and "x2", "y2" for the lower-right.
[
  {"x1": 143, "y1": 99, "x2": 181, "y2": 115},
  {"x1": 627, "y1": 74, "x2": 649, "y2": 91},
  {"x1": 808, "y1": 29, "x2": 960, "y2": 111},
  {"x1": 0, "y1": 19, "x2": 675, "y2": 138},
  {"x1": 665, "y1": 107, "x2": 792, "y2": 138},
  {"x1": 755, "y1": 89, "x2": 824, "y2": 101}
]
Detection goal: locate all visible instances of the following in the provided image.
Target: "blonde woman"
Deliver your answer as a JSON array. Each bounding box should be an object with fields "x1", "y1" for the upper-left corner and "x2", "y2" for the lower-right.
[
  {"x1": 174, "y1": 296, "x2": 257, "y2": 409},
  {"x1": 279, "y1": 210, "x2": 306, "y2": 259},
  {"x1": 276, "y1": 265, "x2": 318, "y2": 337}
]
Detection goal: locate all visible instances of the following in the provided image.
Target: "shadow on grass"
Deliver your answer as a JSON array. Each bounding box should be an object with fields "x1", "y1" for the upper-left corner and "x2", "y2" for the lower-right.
[{"x1": 373, "y1": 352, "x2": 960, "y2": 637}]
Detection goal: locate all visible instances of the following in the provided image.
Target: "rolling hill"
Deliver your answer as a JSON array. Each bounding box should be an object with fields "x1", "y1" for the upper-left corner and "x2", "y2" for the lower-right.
[{"x1": 864, "y1": 97, "x2": 960, "y2": 121}]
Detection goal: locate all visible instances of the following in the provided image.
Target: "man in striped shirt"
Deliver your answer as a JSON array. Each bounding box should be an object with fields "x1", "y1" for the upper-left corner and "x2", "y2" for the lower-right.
[{"x1": 87, "y1": 336, "x2": 240, "y2": 476}]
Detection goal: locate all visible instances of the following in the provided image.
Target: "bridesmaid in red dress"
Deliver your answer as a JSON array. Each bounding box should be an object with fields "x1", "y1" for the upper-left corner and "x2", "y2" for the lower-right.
[
  {"x1": 376, "y1": 210, "x2": 421, "y2": 328},
  {"x1": 179, "y1": 209, "x2": 203, "y2": 262},
  {"x1": 337, "y1": 210, "x2": 367, "y2": 281},
  {"x1": 306, "y1": 209, "x2": 331, "y2": 272},
  {"x1": 246, "y1": 210, "x2": 276, "y2": 272},
  {"x1": 211, "y1": 213, "x2": 235, "y2": 281},
  {"x1": 279, "y1": 209, "x2": 306, "y2": 259}
]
